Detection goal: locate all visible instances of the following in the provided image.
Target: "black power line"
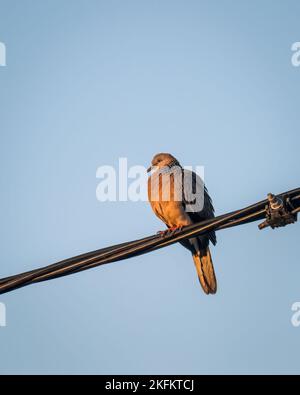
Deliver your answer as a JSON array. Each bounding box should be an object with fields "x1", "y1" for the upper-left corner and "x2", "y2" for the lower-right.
[{"x1": 0, "y1": 188, "x2": 299, "y2": 295}]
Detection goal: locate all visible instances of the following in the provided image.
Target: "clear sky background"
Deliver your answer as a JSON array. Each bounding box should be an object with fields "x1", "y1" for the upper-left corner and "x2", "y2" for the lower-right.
[{"x1": 0, "y1": 0, "x2": 299, "y2": 374}]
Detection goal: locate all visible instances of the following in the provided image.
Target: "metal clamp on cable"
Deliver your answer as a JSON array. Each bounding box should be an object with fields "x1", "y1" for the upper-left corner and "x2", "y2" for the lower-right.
[{"x1": 258, "y1": 193, "x2": 298, "y2": 230}]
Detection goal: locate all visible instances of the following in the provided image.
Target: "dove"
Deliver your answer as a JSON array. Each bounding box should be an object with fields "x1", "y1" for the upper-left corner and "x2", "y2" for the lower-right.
[{"x1": 147, "y1": 153, "x2": 217, "y2": 294}]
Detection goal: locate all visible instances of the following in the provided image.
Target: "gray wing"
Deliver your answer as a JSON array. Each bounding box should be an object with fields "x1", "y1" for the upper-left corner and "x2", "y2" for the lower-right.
[{"x1": 182, "y1": 169, "x2": 216, "y2": 246}]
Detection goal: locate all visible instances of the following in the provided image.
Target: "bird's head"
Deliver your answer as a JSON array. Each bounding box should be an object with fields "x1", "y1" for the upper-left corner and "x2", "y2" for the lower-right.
[{"x1": 147, "y1": 153, "x2": 180, "y2": 173}]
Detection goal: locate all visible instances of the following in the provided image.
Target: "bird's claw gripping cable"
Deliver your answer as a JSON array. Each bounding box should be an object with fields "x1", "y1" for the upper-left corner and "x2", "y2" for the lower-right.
[{"x1": 258, "y1": 193, "x2": 298, "y2": 230}]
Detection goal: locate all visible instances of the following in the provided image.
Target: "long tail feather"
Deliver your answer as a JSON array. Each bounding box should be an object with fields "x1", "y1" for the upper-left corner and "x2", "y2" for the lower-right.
[{"x1": 192, "y1": 247, "x2": 217, "y2": 294}]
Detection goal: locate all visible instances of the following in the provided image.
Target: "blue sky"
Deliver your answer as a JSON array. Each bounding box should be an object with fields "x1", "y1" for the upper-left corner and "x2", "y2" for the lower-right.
[{"x1": 0, "y1": 0, "x2": 299, "y2": 374}]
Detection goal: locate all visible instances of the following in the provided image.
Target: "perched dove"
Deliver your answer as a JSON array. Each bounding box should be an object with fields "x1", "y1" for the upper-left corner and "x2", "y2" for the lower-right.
[{"x1": 147, "y1": 153, "x2": 217, "y2": 294}]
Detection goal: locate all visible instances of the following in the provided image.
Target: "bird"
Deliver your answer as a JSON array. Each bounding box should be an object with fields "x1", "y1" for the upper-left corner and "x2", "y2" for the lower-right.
[{"x1": 147, "y1": 153, "x2": 217, "y2": 294}]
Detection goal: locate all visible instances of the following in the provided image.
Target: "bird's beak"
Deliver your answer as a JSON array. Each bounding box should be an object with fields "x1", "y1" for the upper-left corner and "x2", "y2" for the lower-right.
[{"x1": 147, "y1": 166, "x2": 152, "y2": 173}]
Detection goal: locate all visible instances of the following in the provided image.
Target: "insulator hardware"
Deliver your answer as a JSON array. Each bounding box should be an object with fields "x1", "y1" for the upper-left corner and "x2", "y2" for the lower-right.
[{"x1": 258, "y1": 193, "x2": 298, "y2": 230}]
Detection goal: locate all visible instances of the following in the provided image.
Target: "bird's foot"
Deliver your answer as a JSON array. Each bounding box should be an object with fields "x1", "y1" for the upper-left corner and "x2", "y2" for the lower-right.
[{"x1": 157, "y1": 226, "x2": 183, "y2": 237}]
